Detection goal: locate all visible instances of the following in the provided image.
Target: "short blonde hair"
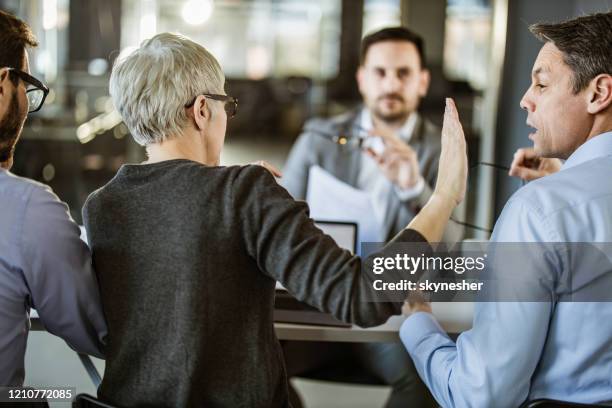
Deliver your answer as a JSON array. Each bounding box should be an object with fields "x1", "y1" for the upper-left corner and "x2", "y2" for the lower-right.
[{"x1": 109, "y1": 32, "x2": 225, "y2": 146}]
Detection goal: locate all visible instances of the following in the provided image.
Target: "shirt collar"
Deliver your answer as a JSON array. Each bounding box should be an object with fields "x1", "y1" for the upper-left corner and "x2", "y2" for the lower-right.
[
  {"x1": 360, "y1": 109, "x2": 418, "y2": 143},
  {"x1": 562, "y1": 131, "x2": 612, "y2": 171}
]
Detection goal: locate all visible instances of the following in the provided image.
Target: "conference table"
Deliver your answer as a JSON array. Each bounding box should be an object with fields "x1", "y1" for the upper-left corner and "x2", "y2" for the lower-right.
[
  {"x1": 31, "y1": 302, "x2": 473, "y2": 342},
  {"x1": 30, "y1": 302, "x2": 472, "y2": 389},
  {"x1": 274, "y1": 302, "x2": 473, "y2": 343}
]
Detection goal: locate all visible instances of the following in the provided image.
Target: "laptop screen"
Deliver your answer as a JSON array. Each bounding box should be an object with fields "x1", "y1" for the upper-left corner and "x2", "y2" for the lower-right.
[{"x1": 314, "y1": 220, "x2": 358, "y2": 254}]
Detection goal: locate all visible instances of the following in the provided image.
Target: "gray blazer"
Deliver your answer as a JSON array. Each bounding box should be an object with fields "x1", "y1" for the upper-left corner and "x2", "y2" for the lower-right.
[{"x1": 282, "y1": 108, "x2": 463, "y2": 243}]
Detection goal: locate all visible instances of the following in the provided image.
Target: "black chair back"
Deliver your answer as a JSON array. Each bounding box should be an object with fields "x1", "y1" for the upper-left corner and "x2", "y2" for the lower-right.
[{"x1": 72, "y1": 394, "x2": 117, "y2": 408}]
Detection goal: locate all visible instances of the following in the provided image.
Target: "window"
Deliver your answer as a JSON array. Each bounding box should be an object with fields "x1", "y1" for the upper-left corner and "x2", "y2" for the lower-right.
[
  {"x1": 362, "y1": 0, "x2": 401, "y2": 36},
  {"x1": 120, "y1": 0, "x2": 342, "y2": 79},
  {"x1": 444, "y1": 0, "x2": 492, "y2": 90}
]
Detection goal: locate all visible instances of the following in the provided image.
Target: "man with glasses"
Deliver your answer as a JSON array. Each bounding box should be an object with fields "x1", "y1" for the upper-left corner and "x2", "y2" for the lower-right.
[{"x1": 0, "y1": 10, "x2": 107, "y2": 388}]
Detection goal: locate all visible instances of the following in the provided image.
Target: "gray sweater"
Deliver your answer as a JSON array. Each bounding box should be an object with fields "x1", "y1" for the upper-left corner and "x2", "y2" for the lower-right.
[{"x1": 83, "y1": 159, "x2": 427, "y2": 407}]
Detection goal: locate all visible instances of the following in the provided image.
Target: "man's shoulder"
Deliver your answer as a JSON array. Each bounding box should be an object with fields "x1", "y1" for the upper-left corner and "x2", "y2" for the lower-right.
[
  {"x1": 510, "y1": 159, "x2": 611, "y2": 215},
  {"x1": 416, "y1": 115, "x2": 441, "y2": 144},
  {"x1": 423, "y1": 116, "x2": 441, "y2": 133},
  {"x1": 0, "y1": 172, "x2": 75, "y2": 252},
  {"x1": 302, "y1": 108, "x2": 361, "y2": 136},
  {"x1": 0, "y1": 170, "x2": 56, "y2": 207},
  {"x1": 495, "y1": 159, "x2": 612, "y2": 243},
  {"x1": 505, "y1": 171, "x2": 571, "y2": 219},
  {"x1": 289, "y1": 109, "x2": 362, "y2": 163}
]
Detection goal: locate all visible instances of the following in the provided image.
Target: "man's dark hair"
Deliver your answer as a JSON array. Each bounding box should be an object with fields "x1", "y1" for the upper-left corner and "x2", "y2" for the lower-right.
[
  {"x1": 529, "y1": 11, "x2": 612, "y2": 93},
  {"x1": 360, "y1": 26, "x2": 426, "y2": 68},
  {"x1": 0, "y1": 10, "x2": 38, "y2": 73},
  {"x1": 0, "y1": 10, "x2": 37, "y2": 162}
]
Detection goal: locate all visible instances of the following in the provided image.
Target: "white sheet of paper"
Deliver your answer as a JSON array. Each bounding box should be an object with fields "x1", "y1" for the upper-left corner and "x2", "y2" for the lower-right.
[{"x1": 306, "y1": 165, "x2": 383, "y2": 254}]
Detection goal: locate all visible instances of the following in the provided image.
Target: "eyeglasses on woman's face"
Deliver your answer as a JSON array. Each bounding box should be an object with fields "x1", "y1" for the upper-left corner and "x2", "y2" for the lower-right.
[{"x1": 185, "y1": 93, "x2": 238, "y2": 118}]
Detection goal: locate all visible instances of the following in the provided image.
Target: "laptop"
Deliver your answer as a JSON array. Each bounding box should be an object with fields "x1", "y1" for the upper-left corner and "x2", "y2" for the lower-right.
[
  {"x1": 274, "y1": 220, "x2": 358, "y2": 327},
  {"x1": 313, "y1": 220, "x2": 358, "y2": 254}
]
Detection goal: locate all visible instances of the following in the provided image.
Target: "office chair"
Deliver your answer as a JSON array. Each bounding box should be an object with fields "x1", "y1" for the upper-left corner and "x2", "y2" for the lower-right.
[
  {"x1": 521, "y1": 399, "x2": 611, "y2": 408},
  {"x1": 72, "y1": 393, "x2": 117, "y2": 408}
]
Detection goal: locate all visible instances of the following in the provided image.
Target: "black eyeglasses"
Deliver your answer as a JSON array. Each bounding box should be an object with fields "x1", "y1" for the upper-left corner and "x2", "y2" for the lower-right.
[
  {"x1": 6, "y1": 68, "x2": 49, "y2": 113},
  {"x1": 185, "y1": 93, "x2": 238, "y2": 118}
]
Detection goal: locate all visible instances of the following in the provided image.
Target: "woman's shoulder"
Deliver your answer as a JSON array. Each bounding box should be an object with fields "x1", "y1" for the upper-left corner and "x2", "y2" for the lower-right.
[
  {"x1": 172, "y1": 162, "x2": 277, "y2": 189},
  {"x1": 83, "y1": 162, "x2": 286, "y2": 214}
]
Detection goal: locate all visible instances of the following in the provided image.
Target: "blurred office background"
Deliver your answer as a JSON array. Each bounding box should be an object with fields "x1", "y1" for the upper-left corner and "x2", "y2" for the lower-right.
[
  {"x1": 3, "y1": 0, "x2": 611, "y2": 233},
  {"x1": 2, "y1": 0, "x2": 610, "y2": 406},
  {"x1": 4, "y1": 0, "x2": 498, "y2": 235}
]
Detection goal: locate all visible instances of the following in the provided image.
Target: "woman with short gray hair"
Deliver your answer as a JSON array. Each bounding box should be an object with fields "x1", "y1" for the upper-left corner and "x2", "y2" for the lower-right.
[
  {"x1": 109, "y1": 32, "x2": 227, "y2": 147},
  {"x1": 84, "y1": 32, "x2": 467, "y2": 407}
]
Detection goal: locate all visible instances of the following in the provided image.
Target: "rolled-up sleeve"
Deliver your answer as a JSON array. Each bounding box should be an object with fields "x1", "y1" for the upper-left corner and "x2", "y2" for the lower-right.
[{"x1": 20, "y1": 184, "x2": 107, "y2": 358}]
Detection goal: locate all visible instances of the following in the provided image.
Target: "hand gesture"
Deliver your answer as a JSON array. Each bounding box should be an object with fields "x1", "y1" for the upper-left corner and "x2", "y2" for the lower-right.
[
  {"x1": 365, "y1": 126, "x2": 423, "y2": 190},
  {"x1": 251, "y1": 160, "x2": 282, "y2": 178},
  {"x1": 434, "y1": 98, "x2": 468, "y2": 206},
  {"x1": 509, "y1": 147, "x2": 561, "y2": 181},
  {"x1": 402, "y1": 290, "x2": 432, "y2": 316}
]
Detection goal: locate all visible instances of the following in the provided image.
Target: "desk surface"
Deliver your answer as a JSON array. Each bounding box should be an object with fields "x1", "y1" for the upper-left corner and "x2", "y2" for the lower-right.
[
  {"x1": 275, "y1": 302, "x2": 473, "y2": 343},
  {"x1": 31, "y1": 303, "x2": 473, "y2": 343}
]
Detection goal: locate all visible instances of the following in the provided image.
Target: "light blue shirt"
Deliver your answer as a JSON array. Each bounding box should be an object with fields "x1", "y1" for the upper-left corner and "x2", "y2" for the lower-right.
[
  {"x1": 400, "y1": 131, "x2": 612, "y2": 407},
  {"x1": 0, "y1": 169, "x2": 107, "y2": 386}
]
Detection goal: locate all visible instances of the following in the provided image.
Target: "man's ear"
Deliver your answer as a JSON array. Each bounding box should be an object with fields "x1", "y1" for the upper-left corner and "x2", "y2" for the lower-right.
[
  {"x1": 418, "y1": 68, "x2": 430, "y2": 98},
  {"x1": 587, "y1": 74, "x2": 612, "y2": 114},
  {"x1": 356, "y1": 66, "x2": 365, "y2": 94}
]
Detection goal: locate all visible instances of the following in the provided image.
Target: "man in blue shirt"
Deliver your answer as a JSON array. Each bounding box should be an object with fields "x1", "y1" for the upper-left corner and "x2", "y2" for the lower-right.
[
  {"x1": 400, "y1": 11, "x2": 612, "y2": 407},
  {"x1": 0, "y1": 10, "x2": 107, "y2": 386}
]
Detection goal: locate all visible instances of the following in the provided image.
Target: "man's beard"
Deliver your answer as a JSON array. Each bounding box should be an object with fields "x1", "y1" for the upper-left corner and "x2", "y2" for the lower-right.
[
  {"x1": 0, "y1": 90, "x2": 26, "y2": 162},
  {"x1": 371, "y1": 93, "x2": 411, "y2": 125}
]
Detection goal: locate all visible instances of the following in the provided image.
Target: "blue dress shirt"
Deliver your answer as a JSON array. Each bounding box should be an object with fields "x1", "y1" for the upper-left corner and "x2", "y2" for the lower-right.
[
  {"x1": 0, "y1": 169, "x2": 107, "y2": 386},
  {"x1": 400, "y1": 132, "x2": 612, "y2": 407}
]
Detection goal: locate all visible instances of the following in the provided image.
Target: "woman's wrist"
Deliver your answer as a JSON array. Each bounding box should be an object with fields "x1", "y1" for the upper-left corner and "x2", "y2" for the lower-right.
[
  {"x1": 407, "y1": 191, "x2": 456, "y2": 243},
  {"x1": 428, "y1": 191, "x2": 457, "y2": 214}
]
